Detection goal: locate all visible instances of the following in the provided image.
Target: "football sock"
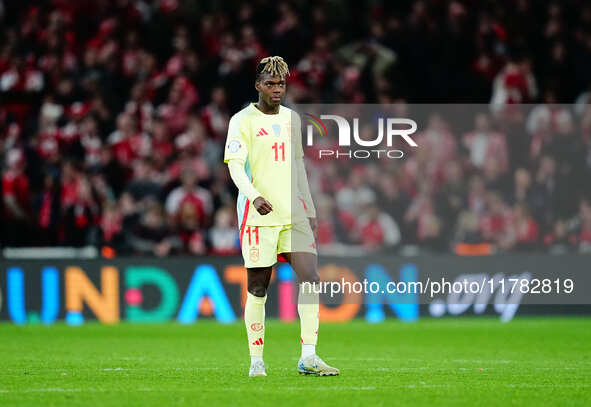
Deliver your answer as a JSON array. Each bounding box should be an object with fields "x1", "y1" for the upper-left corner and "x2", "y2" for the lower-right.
[
  {"x1": 250, "y1": 355, "x2": 263, "y2": 365},
  {"x1": 245, "y1": 292, "x2": 266, "y2": 358},
  {"x1": 301, "y1": 344, "x2": 315, "y2": 359},
  {"x1": 298, "y1": 282, "x2": 319, "y2": 354}
]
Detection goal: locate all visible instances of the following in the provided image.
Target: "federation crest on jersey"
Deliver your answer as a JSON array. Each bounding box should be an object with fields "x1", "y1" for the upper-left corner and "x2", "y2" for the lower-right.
[
  {"x1": 272, "y1": 124, "x2": 281, "y2": 137},
  {"x1": 227, "y1": 139, "x2": 241, "y2": 153}
]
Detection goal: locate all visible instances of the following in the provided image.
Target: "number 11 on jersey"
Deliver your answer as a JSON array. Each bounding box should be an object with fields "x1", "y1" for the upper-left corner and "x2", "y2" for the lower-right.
[{"x1": 272, "y1": 142, "x2": 285, "y2": 161}]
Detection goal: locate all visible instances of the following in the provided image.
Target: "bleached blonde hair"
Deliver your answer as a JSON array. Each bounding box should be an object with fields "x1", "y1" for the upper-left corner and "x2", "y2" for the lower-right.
[{"x1": 256, "y1": 56, "x2": 290, "y2": 79}]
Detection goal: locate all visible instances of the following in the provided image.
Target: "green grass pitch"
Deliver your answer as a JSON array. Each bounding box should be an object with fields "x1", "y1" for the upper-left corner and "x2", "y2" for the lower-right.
[{"x1": 1, "y1": 318, "x2": 590, "y2": 406}]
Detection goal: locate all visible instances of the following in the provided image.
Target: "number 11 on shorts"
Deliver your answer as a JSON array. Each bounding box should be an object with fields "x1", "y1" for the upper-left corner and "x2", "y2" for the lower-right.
[{"x1": 245, "y1": 226, "x2": 259, "y2": 245}]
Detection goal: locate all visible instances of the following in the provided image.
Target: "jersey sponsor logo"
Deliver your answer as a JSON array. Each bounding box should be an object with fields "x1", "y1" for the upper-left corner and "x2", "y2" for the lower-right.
[
  {"x1": 249, "y1": 247, "x2": 260, "y2": 263},
  {"x1": 250, "y1": 322, "x2": 263, "y2": 332},
  {"x1": 252, "y1": 337, "x2": 264, "y2": 345},
  {"x1": 227, "y1": 139, "x2": 241, "y2": 153},
  {"x1": 255, "y1": 128, "x2": 268, "y2": 137}
]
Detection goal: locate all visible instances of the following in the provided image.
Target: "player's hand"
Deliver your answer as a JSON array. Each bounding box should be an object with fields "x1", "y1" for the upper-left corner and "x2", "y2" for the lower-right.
[
  {"x1": 253, "y1": 196, "x2": 273, "y2": 215},
  {"x1": 308, "y1": 217, "x2": 318, "y2": 240}
]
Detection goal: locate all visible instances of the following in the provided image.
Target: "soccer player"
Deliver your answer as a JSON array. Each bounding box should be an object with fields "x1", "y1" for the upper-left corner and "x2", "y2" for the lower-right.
[{"x1": 224, "y1": 56, "x2": 339, "y2": 377}]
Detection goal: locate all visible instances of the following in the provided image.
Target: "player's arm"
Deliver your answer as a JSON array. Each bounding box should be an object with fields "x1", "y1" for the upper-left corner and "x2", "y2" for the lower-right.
[
  {"x1": 294, "y1": 112, "x2": 317, "y2": 233},
  {"x1": 224, "y1": 114, "x2": 272, "y2": 215},
  {"x1": 296, "y1": 157, "x2": 316, "y2": 218},
  {"x1": 297, "y1": 156, "x2": 317, "y2": 236},
  {"x1": 227, "y1": 159, "x2": 273, "y2": 215}
]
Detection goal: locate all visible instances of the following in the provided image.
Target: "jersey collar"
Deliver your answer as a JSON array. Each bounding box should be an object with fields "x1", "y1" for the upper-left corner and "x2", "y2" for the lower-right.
[{"x1": 250, "y1": 102, "x2": 282, "y2": 116}]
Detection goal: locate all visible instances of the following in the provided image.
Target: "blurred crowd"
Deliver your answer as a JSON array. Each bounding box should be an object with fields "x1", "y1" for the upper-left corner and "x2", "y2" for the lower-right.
[{"x1": 1, "y1": 0, "x2": 591, "y2": 255}]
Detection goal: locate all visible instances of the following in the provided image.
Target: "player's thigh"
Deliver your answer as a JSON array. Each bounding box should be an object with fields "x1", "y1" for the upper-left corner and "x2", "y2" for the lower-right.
[
  {"x1": 241, "y1": 225, "x2": 280, "y2": 268},
  {"x1": 278, "y1": 221, "x2": 318, "y2": 282},
  {"x1": 285, "y1": 252, "x2": 319, "y2": 283}
]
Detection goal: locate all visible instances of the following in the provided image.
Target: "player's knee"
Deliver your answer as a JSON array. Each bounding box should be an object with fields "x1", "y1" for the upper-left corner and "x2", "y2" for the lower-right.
[
  {"x1": 248, "y1": 284, "x2": 267, "y2": 297},
  {"x1": 300, "y1": 271, "x2": 319, "y2": 285}
]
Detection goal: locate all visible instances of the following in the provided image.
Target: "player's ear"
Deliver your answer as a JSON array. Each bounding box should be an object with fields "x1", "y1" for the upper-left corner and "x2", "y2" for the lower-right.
[{"x1": 254, "y1": 79, "x2": 261, "y2": 92}]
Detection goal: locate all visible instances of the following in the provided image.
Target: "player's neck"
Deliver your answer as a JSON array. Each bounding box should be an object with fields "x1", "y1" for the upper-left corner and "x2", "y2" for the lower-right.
[{"x1": 255, "y1": 100, "x2": 280, "y2": 115}]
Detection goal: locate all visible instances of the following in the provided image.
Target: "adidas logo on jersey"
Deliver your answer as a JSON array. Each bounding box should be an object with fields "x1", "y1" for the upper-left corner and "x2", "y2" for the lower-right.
[
  {"x1": 252, "y1": 337, "x2": 264, "y2": 345},
  {"x1": 256, "y1": 128, "x2": 268, "y2": 137}
]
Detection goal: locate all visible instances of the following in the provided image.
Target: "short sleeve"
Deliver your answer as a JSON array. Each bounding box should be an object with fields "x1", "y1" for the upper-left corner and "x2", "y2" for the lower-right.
[{"x1": 224, "y1": 114, "x2": 249, "y2": 163}]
